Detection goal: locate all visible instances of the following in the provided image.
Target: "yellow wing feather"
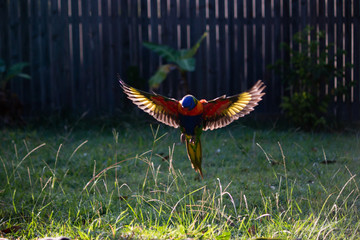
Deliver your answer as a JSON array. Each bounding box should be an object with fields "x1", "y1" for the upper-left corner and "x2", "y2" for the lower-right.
[
  {"x1": 120, "y1": 80, "x2": 180, "y2": 128},
  {"x1": 203, "y1": 80, "x2": 266, "y2": 130}
]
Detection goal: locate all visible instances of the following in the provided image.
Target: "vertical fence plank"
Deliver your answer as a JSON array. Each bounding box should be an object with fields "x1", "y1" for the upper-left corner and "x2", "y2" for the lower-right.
[
  {"x1": 8, "y1": 1, "x2": 19, "y2": 63},
  {"x1": 29, "y1": 0, "x2": 40, "y2": 114},
  {"x1": 166, "y1": 0, "x2": 177, "y2": 96},
  {"x1": 254, "y1": 0, "x2": 263, "y2": 89},
  {"x1": 216, "y1": 0, "x2": 226, "y2": 96},
  {"x1": 70, "y1": 0, "x2": 81, "y2": 112},
  {"x1": 39, "y1": 0, "x2": 50, "y2": 111},
  {"x1": 282, "y1": 0, "x2": 290, "y2": 66},
  {"x1": 335, "y1": 0, "x2": 343, "y2": 106},
  {"x1": 207, "y1": 0, "x2": 217, "y2": 98},
  {"x1": 0, "y1": 1, "x2": 9, "y2": 63},
  {"x1": 60, "y1": 0, "x2": 71, "y2": 111},
  {"x1": 79, "y1": 0, "x2": 91, "y2": 111},
  {"x1": 262, "y1": 0, "x2": 272, "y2": 113},
  {"x1": 271, "y1": 0, "x2": 282, "y2": 113},
  {"x1": 148, "y1": 0, "x2": 159, "y2": 89},
  {"x1": 111, "y1": 0, "x2": 124, "y2": 109},
  {"x1": 281, "y1": 0, "x2": 290, "y2": 110},
  {"x1": 318, "y1": 0, "x2": 326, "y2": 103},
  {"x1": 327, "y1": 0, "x2": 335, "y2": 107},
  {"x1": 159, "y1": 0, "x2": 171, "y2": 95},
  {"x1": 178, "y1": 0, "x2": 188, "y2": 59},
  {"x1": 219, "y1": 0, "x2": 229, "y2": 95},
  {"x1": 185, "y1": 0, "x2": 195, "y2": 95},
  {"x1": 129, "y1": 0, "x2": 139, "y2": 67},
  {"x1": 140, "y1": 0, "x2": 150, "y2": 84},
  {"x1": 92, "y1": 0, "x2": 101, "y2": 111},
  {"x1": 101, "y1": 0, "x2": 111, "y2": 112},
  {"x1": 235, "y1": 0, "x2": 244, "y2": 93},
  {"x1": 353, "y1": 0, "x2": 360, "y2": 120},
  {"x1": 245, "y1": 0, "x2": 253, "y2": 90},
  {"x1": 49, "y1": 0, "x2": 61, "y2": 110},
  {"x1": 227, "y1": 0, "x2": 235, "y2": 95},
  {"x1": 90, "y1": 0, "x2": 100, "y2": 111},
  {"x1": 344, "y1": 0, "x2": 352, "y2": 119},
  {"x1": 193, "y1": 0, "x2": 207, "y2": 98},
  {"x1": 188, "y1": 0, "x2": 204, "y2": 97},
  {"x1": 8, "y1": 1, "x2": 20, "y2": 99},
  {"x1": 291, "y1": 0, "x2": 300, "y2": 49},
  {"x1": 16, "y1": 1, "x2": 30, "y2": 110},
  {"x1": 18, "y1": 1, "x2": 30, "y2": 106},
  {"x1": 255, "y1": 0, "x2": 265, "y2": 112}
]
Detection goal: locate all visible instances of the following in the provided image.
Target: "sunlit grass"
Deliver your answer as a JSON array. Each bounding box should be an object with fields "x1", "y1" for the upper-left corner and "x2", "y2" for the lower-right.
[{"x1": 0, "y1": 121, "x2": 359, "y2": 239}]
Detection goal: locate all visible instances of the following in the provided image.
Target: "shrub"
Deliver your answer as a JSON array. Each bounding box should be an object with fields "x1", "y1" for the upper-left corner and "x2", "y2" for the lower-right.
[{"x1": 270, "y1": 26, "x2": 353, "y2": 130}]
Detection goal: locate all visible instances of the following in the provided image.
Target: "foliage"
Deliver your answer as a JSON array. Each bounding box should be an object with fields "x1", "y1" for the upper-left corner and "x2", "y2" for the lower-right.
[
  {"x1": 281, "y1": 92, "x2": 327, "y2": 129},
  {"x1": 0, "y1": 122, "x2": 360, "y2": 239},
  {"x1": 0, "y1": 59, "x2": 30, "y2": 126},
  {"x1": 143, "y1": 32, "x2": 207, "y2": 92},
  {"x1": 0, "y1": 59, "x2": 30, "y2": 90},
  {"x1": 270, "y1": 26, "x2": 353, "y2": 130}
]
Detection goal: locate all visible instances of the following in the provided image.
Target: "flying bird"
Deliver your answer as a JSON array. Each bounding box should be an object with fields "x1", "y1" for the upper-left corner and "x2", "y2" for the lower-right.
[{"x1": 120, "y1": 80, "x2": 265, "y2": 178}]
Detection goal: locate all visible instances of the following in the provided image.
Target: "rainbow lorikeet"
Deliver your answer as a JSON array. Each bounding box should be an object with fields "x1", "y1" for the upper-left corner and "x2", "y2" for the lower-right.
[{"x1": 120, "y1": 80, "x2": 265, "y2": 178}]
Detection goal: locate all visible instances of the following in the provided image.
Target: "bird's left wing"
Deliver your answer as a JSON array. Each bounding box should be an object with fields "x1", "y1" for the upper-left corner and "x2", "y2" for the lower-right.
[
  {"x1": 120, "y1": 80, "x2": 180, "y2": 128},
  {"x1": 202, "y1": 80, "x2": 266, "y2": 131}
]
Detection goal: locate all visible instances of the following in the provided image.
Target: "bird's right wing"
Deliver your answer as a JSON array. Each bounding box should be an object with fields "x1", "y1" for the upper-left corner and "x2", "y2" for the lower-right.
[
  {"x1": 120, "y1": 80, "x2": 180, "y2": 128},
  {"x1": 202, "y1": 80, "x2": 266, "y2": 131}
]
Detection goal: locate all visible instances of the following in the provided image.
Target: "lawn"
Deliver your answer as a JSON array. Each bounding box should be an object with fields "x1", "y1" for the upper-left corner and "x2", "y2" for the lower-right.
[{"x1": 0, "y1": 119, "x2": 359, "y2": 239}]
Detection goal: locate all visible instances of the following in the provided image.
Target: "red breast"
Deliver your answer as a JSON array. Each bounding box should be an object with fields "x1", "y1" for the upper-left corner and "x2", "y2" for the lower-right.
[{"x1": 178, "y1": 100, "x2": 204, "y2": 116}]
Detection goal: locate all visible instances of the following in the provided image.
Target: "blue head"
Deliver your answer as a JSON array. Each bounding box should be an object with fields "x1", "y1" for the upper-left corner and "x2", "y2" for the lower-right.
[{"x1": 181, "y1": 95, "x2": 197, "y2": 110}]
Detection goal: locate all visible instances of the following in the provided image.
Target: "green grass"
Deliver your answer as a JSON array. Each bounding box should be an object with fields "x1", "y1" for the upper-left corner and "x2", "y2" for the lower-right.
[{"x1": 0, "y1": 120, "x2": 360, "y2": 239}]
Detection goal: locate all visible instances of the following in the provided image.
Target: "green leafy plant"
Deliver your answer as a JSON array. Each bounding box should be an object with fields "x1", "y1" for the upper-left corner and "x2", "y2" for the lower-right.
[
  {"x1": 270, "y1": 26, "x2": 353, "y2": 130},
  {"x1": 0, "y1": 59, "x2": 30, "y2": 125},
  {"x1": 143, "y1": 32, "x2": 207, "y2": 93},
  {"x1": 0, "y1": 59, "x2": 30, "y2": 90}
]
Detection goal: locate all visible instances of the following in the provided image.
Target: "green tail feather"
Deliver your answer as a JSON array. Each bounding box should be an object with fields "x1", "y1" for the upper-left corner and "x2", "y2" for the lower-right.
[{"x1": 185, "y1": 137, "x2": 203, "y2": 178}]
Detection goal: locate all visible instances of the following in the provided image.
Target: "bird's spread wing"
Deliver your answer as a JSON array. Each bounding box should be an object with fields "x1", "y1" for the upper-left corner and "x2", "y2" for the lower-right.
[
  {"x1": 120, "y1": 80, "x2": 180, "y2": 128},
  {"x1": 202, "y1": 80, "x2": 266, "y2": 131}
]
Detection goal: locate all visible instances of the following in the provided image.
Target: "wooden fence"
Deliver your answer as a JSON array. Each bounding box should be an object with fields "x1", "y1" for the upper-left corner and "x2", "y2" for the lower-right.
[{"x1": 1, "y1": 0, "x2": 359, "y2": 120}]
